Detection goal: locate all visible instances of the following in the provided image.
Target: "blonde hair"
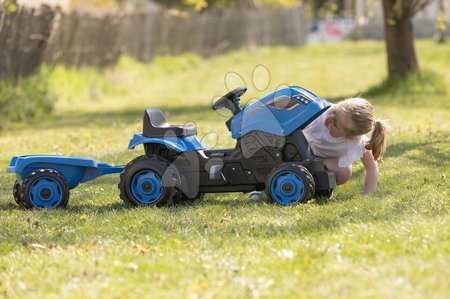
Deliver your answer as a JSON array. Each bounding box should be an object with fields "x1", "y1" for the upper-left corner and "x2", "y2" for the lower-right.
[{"x1": 331, "y1": 98, "x2": 388, "y2": 161}]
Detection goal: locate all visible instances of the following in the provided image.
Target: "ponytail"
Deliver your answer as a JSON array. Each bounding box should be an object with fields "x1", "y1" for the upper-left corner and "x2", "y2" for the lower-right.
[{"x1": 365, "y1": 120, "x2": 388, "y2": 161}]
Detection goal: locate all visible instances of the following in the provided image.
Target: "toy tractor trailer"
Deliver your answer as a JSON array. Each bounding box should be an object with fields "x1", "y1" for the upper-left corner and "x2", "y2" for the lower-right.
[
  {"x1": 7, "y1": 156, "x2": 124, "y2": 208},
  {"x1": 7, "y1": 86, "x2": 336, "y2": 209}
]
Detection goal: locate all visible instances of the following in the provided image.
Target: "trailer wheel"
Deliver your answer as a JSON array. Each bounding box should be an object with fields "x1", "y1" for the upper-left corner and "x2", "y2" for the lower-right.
[
  {"x1": 266, "y1": 163, "x2": 315, "y2": 205},
  {"x1": 13, "y1": 180, "x2": 25, "y2": 206},
  {"x1": 21, "y1": 169, "x2": 70, "y2": 209},
  {"x1": 118, "y1": 155, "x2": 177, "y2": 207}
]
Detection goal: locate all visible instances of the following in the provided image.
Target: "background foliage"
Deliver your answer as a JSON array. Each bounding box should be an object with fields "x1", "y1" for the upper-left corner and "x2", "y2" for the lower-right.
[{"x1": 0, "y1": 75, "x2": 54, "y2": 125}]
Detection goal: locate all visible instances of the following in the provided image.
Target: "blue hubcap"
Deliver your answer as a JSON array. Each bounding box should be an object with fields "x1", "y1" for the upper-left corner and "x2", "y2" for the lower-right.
[
  {"x1": 29, "y1": 176, "x2": 63, "y2": 208},
  {"x1": 271, "y1": 170, "x2": 305, "y2": 205},
  {"x1": 131, "y1": 170, "x2": 163, "y2": 204}
]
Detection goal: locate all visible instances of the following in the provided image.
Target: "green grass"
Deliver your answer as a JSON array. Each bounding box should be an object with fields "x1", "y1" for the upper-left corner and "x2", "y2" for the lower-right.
[{"x1": 0, "y1": 40, "x2": 449, "y2": 298}]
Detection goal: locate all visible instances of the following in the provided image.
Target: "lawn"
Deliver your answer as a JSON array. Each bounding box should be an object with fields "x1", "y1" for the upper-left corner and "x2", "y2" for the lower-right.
[{"x1": 0, "y1": 40, "x2": 449, "y2": 298}]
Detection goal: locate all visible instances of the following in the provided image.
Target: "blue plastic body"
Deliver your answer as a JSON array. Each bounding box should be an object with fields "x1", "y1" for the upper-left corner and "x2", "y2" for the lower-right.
[
  {"x1": 270, "y1": 170, "x2": 305, "y2": 206},
  {"x1": 230, "y1": 86, "x2": 329, "y2": 139},
  {"x1": 7, "y1": 155, "x2": 124, "y2": 189},
  {"x1": 131, "y1": 170, "x2": 163, "y2": 204},
  {"x1": 27, "y1": 174, "x2": 65, "y2": 208},
  {"x1": 128, "y1": 133, "x2": 207, "y2": 152}
]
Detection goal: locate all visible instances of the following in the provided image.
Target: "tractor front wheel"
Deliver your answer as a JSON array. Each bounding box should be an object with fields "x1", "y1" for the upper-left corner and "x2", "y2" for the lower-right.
[{"x1": 266, "y1": 163, "x2": 315, "y2": 206}]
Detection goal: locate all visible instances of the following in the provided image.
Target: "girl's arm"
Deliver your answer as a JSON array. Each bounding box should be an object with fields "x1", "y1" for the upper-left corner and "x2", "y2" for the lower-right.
[{"x1": 361, "y1": 150, "x2": 379, "y2": 194}]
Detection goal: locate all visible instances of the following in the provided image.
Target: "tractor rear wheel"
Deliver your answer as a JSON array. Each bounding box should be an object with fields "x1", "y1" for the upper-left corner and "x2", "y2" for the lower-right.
[{"x1": 118, "y1": 155, "x2": 178, "y2": 207}]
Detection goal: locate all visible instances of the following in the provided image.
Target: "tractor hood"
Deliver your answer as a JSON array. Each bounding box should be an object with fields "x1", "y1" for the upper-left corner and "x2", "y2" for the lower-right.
[{"x1": 230, "y1": 86, "x2": 330, "y2": 139}]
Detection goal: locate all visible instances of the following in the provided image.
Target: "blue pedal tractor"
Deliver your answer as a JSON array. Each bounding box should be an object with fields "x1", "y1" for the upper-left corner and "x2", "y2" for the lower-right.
[
  {"x1": 120, "y1": 85, "x2": 336, "y2": 206},
  {"x1": 7, "y1": 86, "x2": 336, "y2": 208}
]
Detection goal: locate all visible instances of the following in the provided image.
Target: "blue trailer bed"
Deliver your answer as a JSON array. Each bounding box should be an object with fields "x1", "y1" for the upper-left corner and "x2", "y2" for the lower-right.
[{"x1": 7, "y1": 155, "x2": 124, "y2": 209}]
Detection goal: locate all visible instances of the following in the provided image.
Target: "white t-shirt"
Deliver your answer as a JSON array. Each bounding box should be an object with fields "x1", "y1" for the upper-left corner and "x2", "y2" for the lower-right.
[{"x1": 303, "y1": 107, "x2": 368, "y2": 168}]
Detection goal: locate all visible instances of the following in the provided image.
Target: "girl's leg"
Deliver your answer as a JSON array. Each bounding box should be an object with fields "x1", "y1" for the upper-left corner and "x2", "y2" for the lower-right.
[{"x1": 324, "y1": 157, "x2": 352, "y2": 185}]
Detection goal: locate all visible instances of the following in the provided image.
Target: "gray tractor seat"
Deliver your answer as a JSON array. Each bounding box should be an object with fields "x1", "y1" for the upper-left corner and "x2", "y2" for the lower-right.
[{"x1": 143, "y1": 108, "x2": 197, "y2": 138}]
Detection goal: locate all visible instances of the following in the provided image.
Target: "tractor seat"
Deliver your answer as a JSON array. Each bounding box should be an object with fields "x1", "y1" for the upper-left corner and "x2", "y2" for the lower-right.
[{"x1": 143, "y1": 108, "x2": 197, "y2": 138}]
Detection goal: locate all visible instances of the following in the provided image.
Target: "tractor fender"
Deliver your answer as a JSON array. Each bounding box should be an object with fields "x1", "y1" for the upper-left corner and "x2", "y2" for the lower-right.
[{"x1": 128, "y1": 133, "x2": 206, "y2": 153}]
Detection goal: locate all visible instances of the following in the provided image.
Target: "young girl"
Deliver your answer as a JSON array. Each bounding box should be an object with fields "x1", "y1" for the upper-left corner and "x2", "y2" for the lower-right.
[
  {"x1": 247, "y1": 97, "x2": 387, "y2": 202},
  {"x1": 303, "y1": 97, "x2": 388, "y2": 195}
]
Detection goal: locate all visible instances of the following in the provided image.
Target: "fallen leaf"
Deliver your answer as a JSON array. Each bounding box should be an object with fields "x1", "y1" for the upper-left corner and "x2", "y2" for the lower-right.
[
  {"x1": 135, "y1": 244, "x2": 149, "y2": 254},
  {"x1": 187, "y1": 281, "x2": 209, "y2": 293},
  {"x1": 30, "y1": 243, "x2": 47, "y2": 249}
]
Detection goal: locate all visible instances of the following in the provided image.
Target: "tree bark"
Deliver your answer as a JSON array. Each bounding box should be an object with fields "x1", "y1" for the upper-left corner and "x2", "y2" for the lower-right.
[
  {"x1": 236, "y1": 0, "x2": 259, "y2": 9},
  {"x1": 437, "y1": 0, "x2": 447, "y2": 43},
  {"x1": 382, "y1": 0, "x2": 419, "y2": 76}
]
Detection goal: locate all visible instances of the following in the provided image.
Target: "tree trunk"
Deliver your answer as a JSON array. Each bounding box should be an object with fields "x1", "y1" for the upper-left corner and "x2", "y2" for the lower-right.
[
  {"x1": 437, "y1": 0, "x2": 447, "y2": 43},
  {"x1": 382, "y1": 0, "x2": 419, "y2": 76},
  {"x1": 236, "y1": 0, "x2": 259, "y2": 9}
]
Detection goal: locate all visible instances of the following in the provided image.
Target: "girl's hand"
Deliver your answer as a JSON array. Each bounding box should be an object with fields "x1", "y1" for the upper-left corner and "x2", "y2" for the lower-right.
[{"x1": 361, "y1": 150, "x2": 379, "y2": 194}]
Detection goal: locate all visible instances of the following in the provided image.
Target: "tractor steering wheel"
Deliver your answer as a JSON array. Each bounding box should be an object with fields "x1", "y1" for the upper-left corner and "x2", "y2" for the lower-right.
[{"x1": 212, "y1": 87, "x2": 247, "y2": 115}]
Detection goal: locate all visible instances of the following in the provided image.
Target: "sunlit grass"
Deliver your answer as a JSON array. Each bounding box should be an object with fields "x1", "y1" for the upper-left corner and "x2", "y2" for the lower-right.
[{"x1": 0, "y1": 40, "x2": 449, "y2": 298}]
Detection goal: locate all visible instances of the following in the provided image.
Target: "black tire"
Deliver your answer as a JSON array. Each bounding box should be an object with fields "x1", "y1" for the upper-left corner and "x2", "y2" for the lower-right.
[
  {"x1": 265, "y1": 163, "x2": 315, "y2": 205},
  {"x1": 21, "y1": 169, "x2": 70, "y2": 209},
  {"x1": 315, "y1": 188, "x2": 334, "y2": 199},
  {"x1": 13, "y1": 180, "x2": 24, "y2": 206},
  {"x1": 118, "y1": 155, "x2": 177, "y2": 207}
]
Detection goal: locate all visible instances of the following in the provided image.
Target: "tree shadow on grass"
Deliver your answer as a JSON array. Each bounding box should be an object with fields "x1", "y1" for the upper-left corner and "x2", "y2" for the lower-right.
[
  {"x1": 0, "y1": 189, "x2": 349, "y2": 215},
  {"x1": 384, "y1": 140, "x2": 449, "y2": 168},
  {"x1": 68, "y1": 193, "x2": 247, "y2": 214},
  {"x1": 8, "y1": 104, "x2": 214, "y2": 132},
  {"x1": 331, "y1": 140, "x2": 447, "y2": 182},
  {"x1": 0, "y1": 192, "x2": 422, "y2": 255},
  {"x1": 323, "y1": 69, "x2": 449, "y2": 108}
]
